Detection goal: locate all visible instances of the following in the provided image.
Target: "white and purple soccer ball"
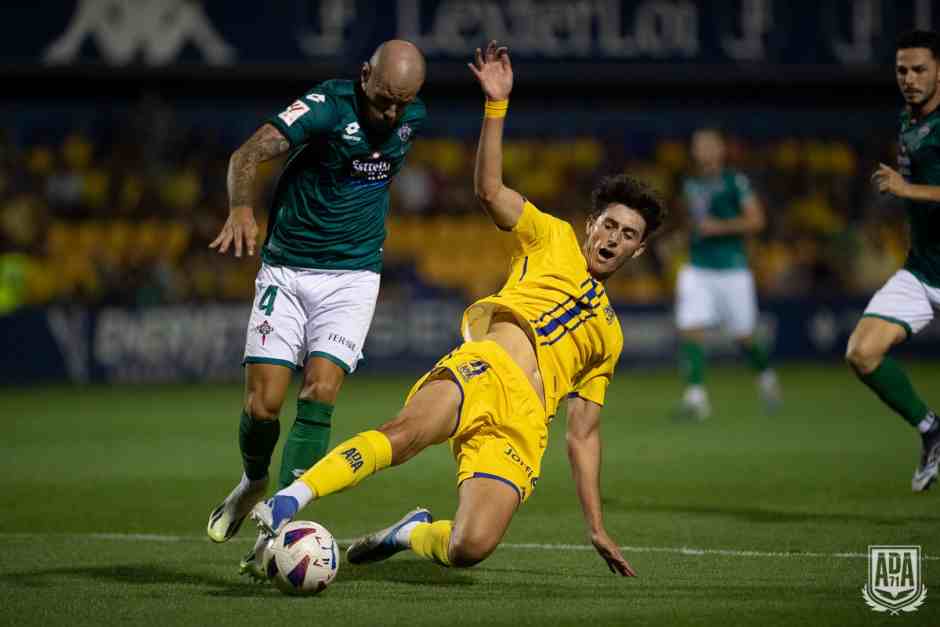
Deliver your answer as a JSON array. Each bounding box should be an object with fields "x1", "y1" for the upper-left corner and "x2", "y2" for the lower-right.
[{"x1": 263, "y1": 520, "x2": 339, "y2": 596}]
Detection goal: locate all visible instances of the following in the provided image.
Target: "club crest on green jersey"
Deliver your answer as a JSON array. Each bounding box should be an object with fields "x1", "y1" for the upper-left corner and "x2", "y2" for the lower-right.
[{"x1": 343, "y1": 121, "x2": 361, "y2": 143}]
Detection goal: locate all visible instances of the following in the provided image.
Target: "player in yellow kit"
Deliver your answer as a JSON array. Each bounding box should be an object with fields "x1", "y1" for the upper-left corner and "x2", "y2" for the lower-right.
[{"x1": 248, "y1": 41, "x2": 665, "y2": 577}]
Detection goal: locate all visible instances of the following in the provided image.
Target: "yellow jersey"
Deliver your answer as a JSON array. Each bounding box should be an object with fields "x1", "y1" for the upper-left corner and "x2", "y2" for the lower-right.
[{"x1": 461, "y1": 200, "x2": 623, "y2": 417}]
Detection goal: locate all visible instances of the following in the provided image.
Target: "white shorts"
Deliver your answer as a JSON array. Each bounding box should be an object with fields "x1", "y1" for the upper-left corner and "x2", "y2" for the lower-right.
[
  {"x1": 863, "y1": 269, "x2": 940, "y2": 337},
  {"x1": 243, "y1": 263, "x2": 381, "y2": 373},
  {"x1": 675, "y1": 265, "x2": 757, "y2": 337}
]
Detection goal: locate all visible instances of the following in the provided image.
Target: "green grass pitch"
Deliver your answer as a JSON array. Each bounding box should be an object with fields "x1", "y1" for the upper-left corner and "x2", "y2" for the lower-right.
[{"x1": 2, "y1": 362, "x2": 938, "y2": 626}]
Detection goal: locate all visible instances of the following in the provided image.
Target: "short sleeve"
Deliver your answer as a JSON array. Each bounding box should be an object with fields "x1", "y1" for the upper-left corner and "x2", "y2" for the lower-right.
[
  {"x1": 266, "y1": 90, "x2": 339, "y2": 148},
  {"x1": 404, "y1": 98, "x2": 427, "y2": 137},
  {"x1": 509, "y1": 200, "x2": 559, "y2": 254},
  {"x1": 570, "y1": 354, "x2": 617, "y2": 407},
  {"x1": 571, "y1": 371, "x2": 611, "y2": 407}
]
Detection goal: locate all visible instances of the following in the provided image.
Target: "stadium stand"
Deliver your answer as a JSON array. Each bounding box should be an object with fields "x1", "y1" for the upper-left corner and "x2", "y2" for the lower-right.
[{"x1": 0, "y1": 109, "x2": 909, "y2": 309}]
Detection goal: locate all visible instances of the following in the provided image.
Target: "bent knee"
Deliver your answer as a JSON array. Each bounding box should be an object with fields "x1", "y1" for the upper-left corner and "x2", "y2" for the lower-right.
[
  {"x1": 245, "y1": 391, "x2": 282, "y2": 421},
  {"x1": 846, "y1": 318, "x2": 908, "y2": 374},
  {"x1": 845, "y1": 340, "x2": 885, "y2": 374},
  {"x1": 448, "y1": 530, "x2": 499, "y2": 567},
  {"x1": 299, "y1": 379, "x2": 343, "y2": 403}
]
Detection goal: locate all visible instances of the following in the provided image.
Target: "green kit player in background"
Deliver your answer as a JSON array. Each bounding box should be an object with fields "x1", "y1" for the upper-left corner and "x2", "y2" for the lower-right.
[
  {"x1": 848, "y1": 30, "x2": 940, "y2": 492},
  {"x1": 206, "y1": 40, "x2": 428, "y2": 555},
  {"x1": 674, "y1": 128, "x2": 781, "y2": 420}
]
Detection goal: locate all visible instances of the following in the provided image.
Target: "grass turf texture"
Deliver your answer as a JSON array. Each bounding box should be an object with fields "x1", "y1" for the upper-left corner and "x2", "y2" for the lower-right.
[{"x1": 2, "y1": 362, "x2": 938, "y2": 626}]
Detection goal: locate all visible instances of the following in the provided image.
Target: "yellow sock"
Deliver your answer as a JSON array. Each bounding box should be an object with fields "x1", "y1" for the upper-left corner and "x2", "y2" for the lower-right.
[
  {"x1": 410, "y1": 520, "x2": 453, "y2": 566},
  {"x1": 298, "y1": 430, "x2": 392, "y2": 498}
]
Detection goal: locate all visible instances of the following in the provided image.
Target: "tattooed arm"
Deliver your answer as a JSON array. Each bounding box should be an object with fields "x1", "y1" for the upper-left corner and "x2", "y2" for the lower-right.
[{"x1": 210, "y1": 124, "x2": 290, "y2": 257}]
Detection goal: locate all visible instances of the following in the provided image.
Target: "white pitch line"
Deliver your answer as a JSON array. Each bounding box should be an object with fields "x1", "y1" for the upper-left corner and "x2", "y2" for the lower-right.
[
  {"x1": 1, "y1": 532, "x2": 936, "y2": 561},
  {"x1": 500, "y1": 543, "x2": 940, "y2": 561}
]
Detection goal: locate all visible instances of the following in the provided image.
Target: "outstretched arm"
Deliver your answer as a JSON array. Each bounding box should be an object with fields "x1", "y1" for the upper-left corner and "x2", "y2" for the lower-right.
[
  {"x1": 566, "y1": 395, "x2": 637, "y2": 577},
  {"x1": 468, "y1": 41, "x2": 525, "y2": 230},
  {"x1": 210, "y1": 123, "x2": 290, "y2": 257}
]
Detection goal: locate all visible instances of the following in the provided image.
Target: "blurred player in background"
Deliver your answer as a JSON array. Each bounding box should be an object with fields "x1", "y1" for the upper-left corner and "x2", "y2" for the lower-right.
[
  {"x1": 247, "y1": 41, "x2": 665, "y2": 577},
  {"x1": 674, "y1": 128, "x2": 780, "y2": 420},
  {"x1": 206, "y1": 41, "x2": 427, "y2": 554},
  {"x1": 849, "y1": 30, "x2": 940, "y2": 492}
]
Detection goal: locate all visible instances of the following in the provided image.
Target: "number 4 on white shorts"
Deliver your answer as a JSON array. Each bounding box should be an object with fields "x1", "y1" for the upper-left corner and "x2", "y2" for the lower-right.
[{"x1": 258, "y1": 286, "x2": 279, "y2": 316}]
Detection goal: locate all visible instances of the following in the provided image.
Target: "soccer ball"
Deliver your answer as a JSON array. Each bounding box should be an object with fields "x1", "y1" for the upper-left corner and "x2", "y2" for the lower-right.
[{"x1": 262, "y1": 520, "x2": 339, "y2": 596}]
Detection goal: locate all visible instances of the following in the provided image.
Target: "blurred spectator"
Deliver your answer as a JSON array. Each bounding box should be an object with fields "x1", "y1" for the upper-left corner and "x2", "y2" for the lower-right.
[{"x1": 0, "y1": 99, "x2": 915, "y2": 310}]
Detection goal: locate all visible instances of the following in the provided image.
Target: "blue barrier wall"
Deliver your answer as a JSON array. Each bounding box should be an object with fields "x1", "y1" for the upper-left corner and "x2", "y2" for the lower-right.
[
  {"x1": 1, "y1": 1, "x2": 937, "y2": 82},
  {"x1": 5, "y1": 298, "x2": 939, "y2": 384}
]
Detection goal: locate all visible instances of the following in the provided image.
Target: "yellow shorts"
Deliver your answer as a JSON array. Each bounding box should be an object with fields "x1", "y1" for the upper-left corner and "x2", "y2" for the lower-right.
[{"x1": 406, "y1": 340, "x2": 548, "y2": 503}]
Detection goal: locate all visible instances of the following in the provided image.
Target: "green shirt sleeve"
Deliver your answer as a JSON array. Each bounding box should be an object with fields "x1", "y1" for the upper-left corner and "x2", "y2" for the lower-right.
[
  {"x1": 733, "y1": 172, "x2": 755, "y2": 204},
  {"x1": 267, "y1": 90, "x2": 340, "y2": 148},
  {"x1": 684, "y1": 179, "x2": 707, "y2": 221},
  {"x1": 406, "y1": 99, "x2": 428, "y2": 136}
]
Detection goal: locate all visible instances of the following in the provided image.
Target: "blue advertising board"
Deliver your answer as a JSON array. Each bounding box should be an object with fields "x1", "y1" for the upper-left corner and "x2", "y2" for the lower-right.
[
  {"x1": 4, "y1": 297, "x2": 939, "y2": 384},
  {"x1": 0, "y1": 1, "x2": 936, "y2": 80}
]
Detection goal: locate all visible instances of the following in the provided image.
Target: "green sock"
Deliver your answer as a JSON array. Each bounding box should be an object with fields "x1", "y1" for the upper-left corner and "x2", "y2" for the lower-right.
[
  {"x1": 858, "y1": 357, "x2": 929, "y2": 428},
  {"x1": 743, "y1": 341, "x2": 770, "y2": 373},
  {"x1": 239, "y1": 411, "x2": 280, "y2": 481},
  {"x1": 680, "y1": 341, "x2": 705, "y2": 385},
  {"x1": 278, "y1": 399, "x2": 333, "y2": 489}
]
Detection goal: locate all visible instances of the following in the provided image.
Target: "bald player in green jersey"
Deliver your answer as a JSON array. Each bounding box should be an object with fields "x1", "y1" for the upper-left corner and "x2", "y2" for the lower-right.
[
  {"x1": 206, "y1": 40, "x2": 428, "y2": 553},
  {"x1": 848, "y1": 30, "x2": 940, "y2": 492}
]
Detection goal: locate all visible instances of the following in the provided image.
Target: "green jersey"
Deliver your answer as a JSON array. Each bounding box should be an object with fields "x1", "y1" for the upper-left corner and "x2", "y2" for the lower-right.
[
  {"x1": 263, "y1": 79, "x2": 426, "y2": 272},
  {"x1": 684, "y1": 169, "x2": 754, "y2": 270},
  {"x1": 898, "y1": 107, "x2": 940, "y2": 287}
]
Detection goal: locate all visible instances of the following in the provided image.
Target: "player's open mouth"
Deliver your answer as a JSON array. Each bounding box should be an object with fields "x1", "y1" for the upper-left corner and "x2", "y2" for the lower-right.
[{"x1": 598, "y1": 247, "x2": 614, "y2": 261}]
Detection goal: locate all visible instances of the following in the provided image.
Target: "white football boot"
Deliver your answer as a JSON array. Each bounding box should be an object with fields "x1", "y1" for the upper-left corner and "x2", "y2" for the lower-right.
[
  {"x1": 678, "y1": 385, "x2": 711, "y2": 421},
  {"x1": 239, "y1": 531, "x2": 273, "y2": 582},
  {"x1": 238, "y1": 494, "x2": 302, "y2": 580},
  {"x1": 347, "y1": 507, "x2": 433, "y2": 564},
  {"x1": 912, "y1": 416, "x2": 940, "y2": 493},
  {"x1": 758, "y1": 370, "x2": 782, "y2": 414},
  {"x1": 249, "y1": 494, "x2": 300, "y2": 538},
  {"x1": 207, "y1": 474, "x2": 268, "y2": 543}
]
